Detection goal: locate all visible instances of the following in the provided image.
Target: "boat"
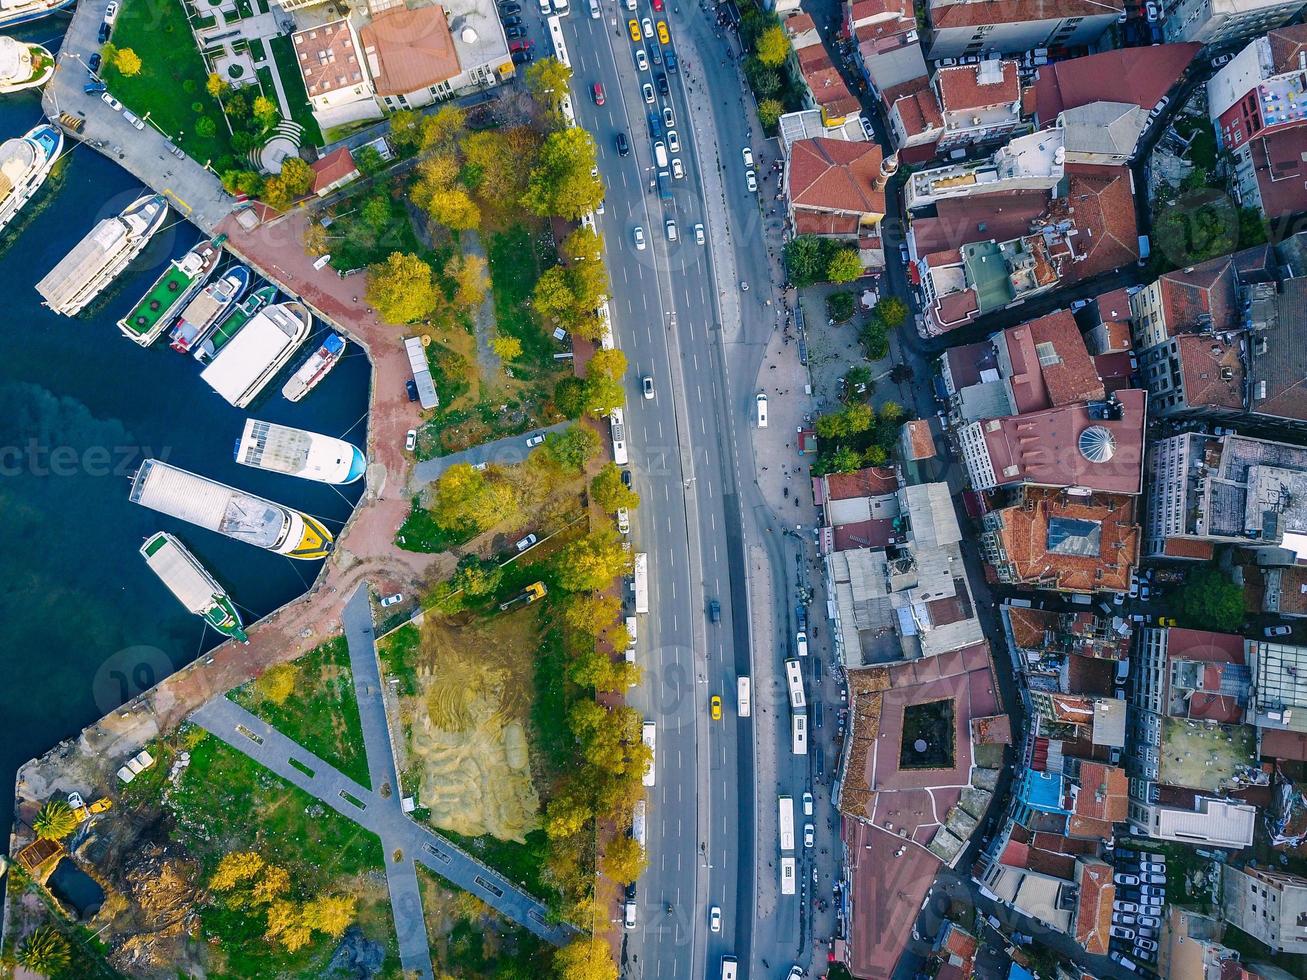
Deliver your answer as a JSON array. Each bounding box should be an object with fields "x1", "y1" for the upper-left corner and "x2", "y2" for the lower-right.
[
  {"x1": 200, "y1": 302, "x2": 311, "y2": 408},
  {"x1": 129, "y1": 459, "x2": 333, "y2": 560},
  {"x1": 36, "y1": 193, "x2": 168, "y2": 316},
  {"x1": 117, "y1": 238, "x2": 222, "y2": 346},
  {"x1": 193, "y1": 283, "x2": 276, "y2": 363},
  {"x1": 0, "y1": 122, "x2": 60, "y2": 237},
  {"x1": 0, "y1": 37, "x2": 55, "y2": 93},
  {"x1": 169, "y1": 264, "x2": 249, "y2": 354},
  {"x1": 282, "y1": 332, "x2": 347, "y2": 402},
  {"x1": 139, "y1": 531, "x2": 249, "y2": 642},
  {"x1": 235, "y1": 419, "x2": 367, "y2": 485},
  {"x1": 0, "y1": 0, "x2": 75, "y2": 31}
]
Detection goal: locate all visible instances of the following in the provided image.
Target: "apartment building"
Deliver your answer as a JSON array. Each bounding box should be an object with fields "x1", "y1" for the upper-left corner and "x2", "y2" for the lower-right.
[
  {"x1": 904, "y1": 128, "x2": 1065, "y2": 210},
  {"x1": 1164, "y1": 0, "x2": 1306, "y2": 47},
  {"x1": 933, "y1": 60, "x2": 1029, "y2": 153},
  {"x1": 1222, "y1": 866, "x2": 1307, "y2": 953},
  {"x1": 924, "y1": 0, "x2": 1124, "y2": 60},
  {"x1": 1033, "y1": 42, "x2": 1202, "y2": 126}
]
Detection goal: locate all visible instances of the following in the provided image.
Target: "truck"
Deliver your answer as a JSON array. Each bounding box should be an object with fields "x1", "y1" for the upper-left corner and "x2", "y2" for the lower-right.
[
  {"x1": 778, "y1": 795, "x2": 795, "y2": 851},
  {"x1": 633, "y1": 552, "x2": 649, "y2": 613},
  {"x1": 784, "y1": 659, "x2": 806, "y2": 710}
]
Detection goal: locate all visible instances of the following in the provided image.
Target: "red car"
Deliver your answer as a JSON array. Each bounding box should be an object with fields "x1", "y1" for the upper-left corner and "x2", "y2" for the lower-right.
[
  {"x1": 508, "y1": 37, "x2": 532, "y2": 52},
  {"x1": 592, "y1": 81, "x2": 605, "y2": 105},
  {"x1": 652, "y1": 0, "x2": 664, "y2": 9}
]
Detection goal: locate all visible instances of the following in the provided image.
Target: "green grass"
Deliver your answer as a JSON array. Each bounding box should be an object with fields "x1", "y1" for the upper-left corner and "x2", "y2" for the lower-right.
[
  {"x1": 437, "y1": 827, "x2": 554, "y2": 902},
  {"x1": 531, "y1": 626, "x2": 572, "y2": 775},
  {"x1": 395, "y1": 495, "x2": 477, "y2": 554},
  {"x1": 105, "y1": 0, "x2": 231, "y2": 162},
  {"x1": 268, "y1": 34, "x2": 324, "y2": 147},
  {"x1": 248, "y1": 37, "x2": 266, "y2": 62},
  {"x1": 229, "y1": 637, "x2": 370, "y2": 788},
  {"x1": 417, "y1": 865, "x2": 554, "y2": 978},
  {"x1": 486, "y1": 224, "x2": 556, "y2": 371},
  {"x1": 377, "y1": 622, "x2": 421, "y2": 697},
  {"x1": 325, "y1": 185, "x2": 425, "y2": 272}
]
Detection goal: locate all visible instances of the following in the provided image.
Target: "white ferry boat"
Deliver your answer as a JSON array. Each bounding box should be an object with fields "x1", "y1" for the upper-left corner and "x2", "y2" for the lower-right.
[
  {"x1": 140, "y1": 532, "x2": 248, "y2": 642},
  {"x1": 235, "y1": 419, "x2": 366, "y2": 485},
  {"x1": 0, "y1": 123, "x2": 60, "y2": 236},
  {"x1": 0, "y1": 0, "x2": 75, "y2": 31},
  {"x1": 199, "y1": 301, "x2": 311, "y2": 408}
]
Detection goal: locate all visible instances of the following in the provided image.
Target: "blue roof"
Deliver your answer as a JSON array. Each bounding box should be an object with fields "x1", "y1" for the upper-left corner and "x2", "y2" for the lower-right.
[
  {"x1": 1018, "y1": 769, "x2": 1065, "y2": 813},
  {"x1": 1008, "y1": 965, "x2": 1035, "y2": 980}
]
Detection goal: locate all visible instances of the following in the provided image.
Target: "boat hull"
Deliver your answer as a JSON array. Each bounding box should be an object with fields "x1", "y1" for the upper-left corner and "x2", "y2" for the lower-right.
[
  {"x1": 0, "y1": 0, "x2": 76, "y2": 30},
  {"x1": 0, "y1": 123, "x2": 61, "y2": 237}
]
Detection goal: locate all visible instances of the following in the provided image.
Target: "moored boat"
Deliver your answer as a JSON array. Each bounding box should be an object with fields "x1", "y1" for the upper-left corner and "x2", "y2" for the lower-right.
[
  {"x1": 0, "y1": 122, "x2": 60, "y2": 237},
  {"x1": 200, "y1": 302, "x2": 311, "y2": 409},
  {"x1": 129, "y1": 459, "x2": 333, "y2": 560},
  {"x1": 0, "y1": 37, "x2": 54, "y2": 93},
  {"x1": 169, "y1": 264, "x2": 249, "y2": 355},
  {"x1": 193, "y1": 283, "x2": 276, "y2": 363},
  {"x1": 0, "y1": 0, "x2": 76, "y2": 31},
  {"x1": 235, "y1": 419, "x2": 367, "y2": 485},
  {"x1": 140, "y1": 531, "x2": 248, "y2": 642},
  {"x1": 282, "y1": 332, "x2": 346, "y2": 403},
  {"x1": 117, "y1": 238, "x2": 222, "y2": 346}
]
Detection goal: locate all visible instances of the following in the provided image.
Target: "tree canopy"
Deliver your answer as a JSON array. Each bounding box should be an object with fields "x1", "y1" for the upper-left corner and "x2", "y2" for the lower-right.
[
  {"x1": 432, "y1": 462, "x2": 522, "y2": 534},
  {"x1": 366, "y1": 252, "x2": 438, "y2": 324},
  {"x1": 523, "y1": 128, "x2": 604, "y2": 220},
  {"x1": 554, "y1": 528, "x2": 632, "y2": 592},
  {"x1": 591, "y1": 462, "x2": 640, "y2": 513},
  {"x1": 1174, "y1": 566, "x2": 1244, "y2": 632}
]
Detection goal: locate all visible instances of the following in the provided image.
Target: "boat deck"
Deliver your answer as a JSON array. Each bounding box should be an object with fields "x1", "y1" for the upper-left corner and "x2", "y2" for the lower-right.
[{"x1": 121, "y1": 264, "x2": 196, "y2": 337}]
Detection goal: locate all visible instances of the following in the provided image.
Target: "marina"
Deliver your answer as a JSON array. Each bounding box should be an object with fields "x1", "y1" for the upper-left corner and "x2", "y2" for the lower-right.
[
  {"x1": 169, "y1": 264, "x2": 249, "y2": 355},
  {"x1": 200, "y1": 301, "x2": 310, "y2": 408},
  {"x1": 35, "y1": 193, "x2": 168, "y2": 316},
  {"x1": 129, "y1": 458, "x2": 334, "y2": 560},
  {"x1": 282, "y1": 331, "x2": 347, "y2": 403},
  {"x1": 116, "y1": 237, "x2": 221, "y2": 346},
  {"x1": 193, "y1": 282, "x2": 276, "y2": 363},
  {"x1": 0, "y1": 122, "x2": 60, "y2": 236},
  {"x1": 235, "y1": 419, "x2": 367, "y2": 485},
  {"x1": 139, "y1": 532, "x2": 248, "y2": 642}
]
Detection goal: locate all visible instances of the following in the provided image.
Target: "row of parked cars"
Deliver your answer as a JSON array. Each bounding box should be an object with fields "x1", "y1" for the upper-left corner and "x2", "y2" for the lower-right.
[{"x1": 1109, "y1": 848, "x2": 1167, "y2": 972}]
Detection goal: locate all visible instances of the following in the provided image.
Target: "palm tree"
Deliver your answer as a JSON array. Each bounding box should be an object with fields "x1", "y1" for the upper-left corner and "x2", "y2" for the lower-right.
[
  {"x1": 16, "y1": 925, "x2": 71, "y2": 976},
  {"x1": 32, "y1": 799, "x2": 78, "y2": 842}
]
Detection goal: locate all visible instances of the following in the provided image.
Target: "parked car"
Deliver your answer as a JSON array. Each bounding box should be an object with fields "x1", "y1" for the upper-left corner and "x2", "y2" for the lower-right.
[
  {"x1": 1141, "y1": 873, "x2": 1166, "y2": 885},
  {"x1": 380, "y1": 593, "x2": 403, "y2": 607},
  {"x1": 122, "y1": 109, "x2": 145, "y2": 131},
  {"x1": 88, "y1": 52, "x2": 102, "y2": 72},
  {"x1": 745, "y1": 170, "x2": 757, "y2": 192},
  {"x1": 1266, "y1": 625, "x2": 1293, "y2": 637},
  {"x1": 405, "y1": 429, "x2": 417, "y2": 451},
  {"x1": 667, "y1": 130, "x2": 680, "y2": 152},
  {"x1": 1212, "y1": 53, "x2": 1233, "y2": 68},
  {"x1": 1138, "y1": 914, "x2": 1161, "y2": 930},
  {"x1": 101, "y1": 91, "x2": 123, "y2": 111},
  {"x1": 1114, "y1": 901, "x2": 1139, "y2": 914},
  {"x1": 1135, "y1": 937, "x2": 1159, "y2": 954},
  {"x1": 1115, "y1": 873, "x2": 1140, "y2": 886},
  {"x1": 515, "y1": 533, "x2": 538, "y2": 552},
  {"x1": 1141, "y1": 884, "x2": 1166, "y2": 899},
  {"x1": 1145, "y1": 0, "x2": 1160, "y2": 21},
  {"x1": 1109, "y1": 951, "x2": 1140, "y2": 973},
  {"x1": 505, "y1": 25, "x2": 526, "y2": 38},
  {"x1": 1114, "y1": 913, "x2": 1137, "y2": 926},
  {"x1": 742, "y1": 146, "x2": 754, "y2": 168},
  {"x1": 98, "y1": 21, "x2": 111, "y2": 43},
  {"x1": 1140, "y1": 861, "x2": 1165, "y2": 874},
  {"x1": 508, "y1": 37, "x2": 532, "y2": 51},
  {"x1": 84, "y1": 81, "x2": 106, "y2": 95},
  {"x1": 511, "y1": 48, "x2": 534, "y2": 64},
  {"x1": 802, "y1": 791, "x2": 813, "y2": 816},
  {"x1": 405, "y1": 378, "x2": 418, "y2": 401},
  {"x1": 502, "y1": 15, "x2": 522, "y2": 26},
  {"x1": 525, "y1": 433, "x2": 545, "y2": 448},
  {"x1": 621, "y1": 469, "x2": 632, "y2": 488},
  {"x1": 103, "y1": 0, "x2": 119, "y2": 21},
  {"x1": 1110, "y1": 925, "x2": 1135, "y2": 940},
  {"x1": 803, "y1": 823, "x2": 814, "y2": 847},
  {"x1": 499, "y1": 2, "x2": 521, "y2": 13}
]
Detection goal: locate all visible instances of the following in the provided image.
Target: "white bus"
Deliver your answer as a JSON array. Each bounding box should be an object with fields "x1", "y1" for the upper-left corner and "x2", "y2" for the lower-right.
[
  {"x1": 780, "y1": 857, "x2": 796, "y2": 895},
  {"x1": 610, "y1": 407, "x2": 628, "y2": 465},
  {"x1": 631, "y1": 799, "x2": 646, "y2": 848},
  {"x1": 721, "y1": 956, "x2": 738, "y2": 980},
  {"x1": 547, "y1": 15, "x2": 570, "y2": 68},
  {"x1": 633, "y1": 552, "x2": 649, "y2": 614},
  {"x1": 597, "y1": 300, "x2": 614, "y2": 350},
  {"x1": 784, "y1": 659, "x2": 806, "y2": 710},
  {"x1": 778, "y1": 795, "x2": 795, "y2": 852},
  {"x1": 737, "y1": 676, "x2": 751, "y2": 717},
  {"x1": 641, "y1": 721, "x2": 656, "y2": 786},
  {"x1": 792, "y1": 713, "x2": 808, "y2": 755}
]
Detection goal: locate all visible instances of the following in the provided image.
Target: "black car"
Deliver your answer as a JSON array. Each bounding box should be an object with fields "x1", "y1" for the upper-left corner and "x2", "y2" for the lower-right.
[
  {"x1": 502, "y1": 14, "x2": 522, "y2": 27},
  {"x1": 624, "y1": 882, "x2": 637, "y2": 900},
  {"x1": 656, "y1": 73, "x2": 669, "y2": 97},
  {"x1": 708, "y1": 599, "x2": 721, "y2": 623},
  {"x1": 98, "y1": 22, "x2": 111, "y2": 43},
  {"x1": 621, "y1": 468, "x2": 632, "y2": 487},
  {"x1": 505, "y1": 25, "x2": 526, "y2": 38},
  {"x1": 511, "y1": 48, "x2": 534, "y2": 64},
  {"x1": 615, "y1": 131, "x2": 630, "y2": 156},
  {"x1": 499, "y1": 1, "x2": 521, "y2": 11},
  {"x1": 88, "y1": 52, "x2": 102, "y2": 72},
  {"x1": 405, "y1": 379, "x2": 418, "y2": 402}
]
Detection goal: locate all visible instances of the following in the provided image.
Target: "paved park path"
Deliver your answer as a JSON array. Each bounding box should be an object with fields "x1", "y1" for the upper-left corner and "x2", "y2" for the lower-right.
[{"x1": 410, "y1": 419, "x2": 574, "y2": 486}]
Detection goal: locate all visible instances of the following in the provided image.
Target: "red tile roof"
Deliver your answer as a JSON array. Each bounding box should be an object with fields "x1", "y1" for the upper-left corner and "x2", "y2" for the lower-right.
[
  {"x1": 887, "y1": 77, "x2": 943, "y2": 137},
  {"x1": 789, "y1": 138, "x2": 887, "y2": 217},
  {"x1": 910, "y1": 192, "x2": 1048, "y2": 252},
  {"x1": 1248, "y1": 126, "x2": 1307, "y2": 222},
  {"x1": 360, "y1": 5, "x2": 461, "y2": 97},
  {"x1": 823, "y1": 466, "x2": 898, "y2": 499},
  {"x1": 1008, "y1": 310, "x2": 1106, "y2": 411},
  {"x1": 1049, "y1": 167, "x2": 1139, "y2": 280},
  {"x1": 1268, "y1": 24, "x2": 1307, "y2": 74},
  {"x1": 1158, "y1": 254, "x2": 1237, "y2": 335},
  {"x1": 935, "y1": 61, "x2": 1020, "y2": 112},
  {"x1": 1174, "y1": 333, "x2": 1244, "y2": 410},
  {"x1": 1262, "y1": 728, "x2": 1307, "y2": 762},
  {"x1": 1075, "y1": 858, "x2": 1116, "y2": 955},
  {"x1": 1162, "y1": 537, "x2": 1215, "y2": 559},
  {"x1": 903, "y1": 419, "x2": 936, "y2": 459},
  {"x1": 795, "y1": 211, "x2": 861, "y2": 236},
  {"x1": 844, "y1": 821, "x2": 941, "y2": 978},
  {"x1": 310, "y1": 146, "x2": 358, "y2": 194},
  {"x1": 1165, "y1": 628, "x2": 1246, "y2": 665},
  {"x1": 1033, "y1": 43, "x2": 1201, "y2": 124},
  {"x1": 293, "y1": 19, "x2": 368, "y2": 98},
  {"x1": 931, "y1": 0, "x2": 1122, "y2": 30},
  {"x1": 1075, "y1": 762, "x2": 1128, "y2": 823},
  {"x1": 1094, "y1": 287, "x2": 1134, "y2": 325}
]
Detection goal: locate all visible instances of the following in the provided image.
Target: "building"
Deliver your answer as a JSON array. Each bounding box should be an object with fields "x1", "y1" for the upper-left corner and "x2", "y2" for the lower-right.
[
  {"x1": 1072, "y1": 857, "x2": 1115, "y2": 955},
  {"x1": 1033, "y1": 43, "x2": 1203, "y2": 126},
  {"x1": 887, "y1": 76, "x2": 946, "y2": 161},
  {"x1": 933, "y1": 60, "x2": 1029, "y2": 154},
  {"x1": 1136, "y1": 795, "x2": 1257, "y2": 848},
  {"x1": 924, "y1": 0, "x2": 1125, "y2": 61},
  {"x1": 1057, "y1": 102, "x2": 1150, "y2": 166},
  {"x1": 905, "y1": 129, "x2": 1065, "y2": 210},
  {"x1": 786, "y1": 13, "x2": 861, "y2": 125},
  {"x1": 1249, "y1": 639, "x2": 1307, "y2": 734},
  {"x1": 980, "y1": 487, "x2": 1140, "y2": 593},
  {"x1": 309, "y1": 146, "x2": 359, "y2": 196},
  {"x1": 958, "y1": 387, "x2": 1147, "y2": 495},
  {"x1": 292, "y1": 19, "x2": 381, "y2": 130},
  {"x1": 1221, "y1": 866, "x2": 1307, "y2": 953},
  {"x1": 1131, "y1": 253, "x2": 1240, "y2": 350},
  {"x1": 1163, "y1": 0, "x2": 1306, "y2": 47},
  {"x1": 784, "y1": 134, "x2": 890, "y2": 269},
  {"x1": 1143, "y1": 432, "x2": 1307, "y2": 558}
]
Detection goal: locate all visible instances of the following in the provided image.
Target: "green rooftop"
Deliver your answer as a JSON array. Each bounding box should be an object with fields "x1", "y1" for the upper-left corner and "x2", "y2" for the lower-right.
[{"x1": 962, "y1": 240, "x2": 1015, "y2": 314}]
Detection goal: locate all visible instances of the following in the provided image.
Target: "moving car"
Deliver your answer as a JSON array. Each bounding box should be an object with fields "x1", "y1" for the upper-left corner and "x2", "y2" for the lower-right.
[
  {"x1": 756, "y1": 392, "x2": 768, "y2": 427},
  {"x1": 694, "y1": 223, "x2": 704, "y2": 245},
  {"x1": 592, "y1": 82, "x2": 605, "y2": 105},
  {"x1": 709, "y1": 905, "x2": 721, "y2": 932},
  {"x1": 526, "y1": 433, "x2": 546, "y2": 448},
  {"x1": 642, "y1": 375, "x2": 655, "y2": 399},
  {"x1": 633, "y1": 225, "x2": 646, "y2": 250},
  {"x1": 657, "y1": 72, "x2": 669, "y2": 96},
  {"x1": 665, "y1": 218, "x2": 677, "y2": 242},
  {"x1": 589, "y1": 0, "x2": 600, "y2": 17},
  {"x1": 628, "y1": 18, "x2": 641, "y2": 41},
  {"x1": 708, "y1": 599, "x2": 721, "y2": 623},
  {"x1": 652, "y1": 0, "x2": 663, "y2": 9},
  {"x1": 636, "y1": 48, "x2": 648, "y2": 71},
  {"x1": 710, "y1": 695, "x2": 721, "y2": 720},
  {"x1": 515, "y1": 533, "x2": 538, "y2": 552},
  {"x1": 657, "y1": 20, "x2": 670, "y2": 43},
  {"x1": 616, "y1": 132, "x2": 630, "y2": 156},
  {"x1": 796, "y1": 631, "x2": 809, "y2": 656},
  {"x1": 667, "y1": 130, "x2": 680, "y2": 152},
  {"x1": 405, "y1": 429, "x2": 417, "y2": 451},
  {"x1": 663, "y1": 105, "x2": 674, "y2": 128},
  {"x1": 642, "y1": 83, "x2": 655, "y2": 104},
  {"x1": 641, "y1": 16, "x2": 653, "y2": 37},
  {"x1": 380, "y1": 593, "x2": 404, "y2": 607},
  {"x1": 672, "y1": 158, "x2": 684, "y2": 179}
]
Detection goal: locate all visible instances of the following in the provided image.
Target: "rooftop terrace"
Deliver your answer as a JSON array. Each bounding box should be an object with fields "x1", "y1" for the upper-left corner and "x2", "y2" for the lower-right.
[{"x1": 1157, "y1": 717, "x2": 1256, "y2": 793}]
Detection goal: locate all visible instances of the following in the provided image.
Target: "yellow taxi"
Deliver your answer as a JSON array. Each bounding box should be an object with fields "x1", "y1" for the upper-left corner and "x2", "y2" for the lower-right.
[
  {"x1": 657, "y1": 20, "x2": 670, "y2": 44},
  {"x1": 710, "y1": 695, "x2": 722, "y2": 720},
  {"x1": 628, "y1": 18, "x2": 641, "y2": 42}
]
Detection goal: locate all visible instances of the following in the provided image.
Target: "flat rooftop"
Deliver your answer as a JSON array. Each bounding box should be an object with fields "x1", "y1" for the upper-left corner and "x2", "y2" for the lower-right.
[{"x1": 1157, "y1": 717, "x2": 1256, "y2": 793}]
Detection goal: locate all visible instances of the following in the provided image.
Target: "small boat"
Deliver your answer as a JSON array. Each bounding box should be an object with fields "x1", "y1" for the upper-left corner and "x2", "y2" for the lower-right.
[
  {"x1": 194, "y1": 283, "x2": 276, "y2": 363},
  {"x1": 282, "y1": 332, "x2": 347, "y2": 402},
  {"x1": 0, "y1": 122, "x2": 60, "y2": 238},
  {"x1": 117, "y1": 238, "x2": 221, "y2": 346},
  {"x1": 168, "y1": 264, "x2": 249, "y2": 355},
  {"x1": 140, "y1": 531, "x2": 249, "y2": 642}
]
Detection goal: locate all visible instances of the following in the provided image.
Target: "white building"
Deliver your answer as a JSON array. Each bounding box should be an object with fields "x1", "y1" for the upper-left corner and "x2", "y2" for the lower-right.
[
  {"x1": 1163, "y1": 0, "x2": 1306, "y2": 47},
  {"x1": 905, "y1": 129, "x2": 1065, "y2": 209},
  {"x1": 292, "y1": 20, "x2": 381, "y2": 130},
  {"x1": 925, "y1": 0, "x2": 1124, "y2": 60},
  {"x1": 1058, "y1": 102, "x2": 1150, "y2": 166}
]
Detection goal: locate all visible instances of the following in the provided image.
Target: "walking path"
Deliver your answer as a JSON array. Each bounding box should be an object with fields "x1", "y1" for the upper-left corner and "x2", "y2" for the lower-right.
[
  {"x1": 190, "y1": 697, "x2": 577, "y2": 951},
  {"x1": 463, "y1": 231, "x2": 504, "y2": 384},
  {"x1": 410, "y1": 419, "x2": 574, "y2": 486}
]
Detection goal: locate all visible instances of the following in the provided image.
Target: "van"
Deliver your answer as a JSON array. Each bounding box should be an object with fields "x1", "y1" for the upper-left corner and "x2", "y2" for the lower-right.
[
  {"x1": 756, "y1": 392, "x2": 768, "y2": 427},
  {"x1": 552, "y1": 0, "x2": 568, "y2": 13},
  {"x1": 653, "y1": 140, "x2": 668, "y2": 168},
  {"x1": 624, "y1": 901, "x2": 637, "y2": 929}
]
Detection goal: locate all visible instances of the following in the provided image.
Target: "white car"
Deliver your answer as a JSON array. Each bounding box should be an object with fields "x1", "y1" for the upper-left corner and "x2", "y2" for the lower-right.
[
  {"x1": 641, "y1": 16, "x2": 653, "y2": 37},
  {"x1": 123, "y1": 109, "x2": 145, "y2": 131},
  {"x1": 1266, "y1": 625, "x2": 1292, "y2": 637},
  {"x1": 667, "y1": 130, "x2": 680, "y2": 152},
  {"x1": 526, "y1": 433, "x2": 545, "y2": 448},
  {"x1": 663, "y1": 105, "x2": 674, "y2": 128},
  {"x1": 1145, "y1": 0, "x2": 1160, "y2": 20},
  {"x1": 642, "y1": 375, "x2": 654, "y2": 399},
  {"x1": 636, "y1": 48, "x2": 648, "y2": 71},
  {"x1": 380, "y1": 592, "x2": 404, "y2": 607},
  {"x1": 742, "y1": 146, "x2": 754, "y2": 168},
  {"x1": 101, "y1": 91, "x2": 123, "y2": 111},
  {"x1": 104, "y1": 0, "x2": 119, "y2": 22},
  {"x1": 642, "y1": 83, "x2": 655, "y2": 104},
  {"x1": 589, "y1": 0, "x2": 600, "y2": 17},
  {"x1": 624, "y1": 901, "x2": 637, "y2": 929},
  {"x1": 515, "y1": 533, "x2": 538, "y2": 552},
  {"x1": 617, "y1": 507, "x2": 630, "y2": 533},
  {"x1": 405, "y1": 428, "x2": 417, "y2": 451},
  {"x1": 745, "y1": 170, "x2": 757, "y2": 193},
  {"x1": 709, "y1": 905, "x2": 722, "y2": 932},
  {"x1": 803, "y1": 823, "x2": 814, "y2": 847},
  {"x1": 665, "y1": 218, "x2": 677, "y2": 242},
  {"x1": 671, "y1": 158, "x2": 684, "y2": 179},
  {"x1": 802, "y1": 791, "x2": 813, "y2": 816},
  {"x1": 694, "y1": 223, "x2": 704, "y2": 245},
  {"x1": 633, "y1": 225, "x2": 646, "y2": 250}
]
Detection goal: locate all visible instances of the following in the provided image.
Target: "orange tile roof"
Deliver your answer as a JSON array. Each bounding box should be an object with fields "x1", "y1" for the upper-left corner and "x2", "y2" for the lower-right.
[
  {"x1": 824, "y1": 466, "x2": 897, "y2": 499},
  {"x1": 293, "y1": 20, "x2": 367, "y2": 98},
  {"x1": 788, "y1": 138, "x2": 886, "y2": 216},
  {"x1": 931, "y1": 0, "x2": 1123, "y2": 30},
  {"x1": 904, "y1": 419, "x2": 936, "y2": 459},
  {"x1": 1007, "y1": 606, "x2": 1059, "y2": 648},
  {"x1": 887, "y1": 77, "x2": 943, "y2": 137},
  {"x1": 1047, "y1": 167, "x2": 1139, "y2": 280},
  {"x1": 935, "y1": 61, "x2": 1020, "y2": 112},
  {"x1": 1174, "y1": 333, "x2": 1245, "y2": 410},
  {"x1": 1075, "y1": 762, "x2": 1128, "y2": 823},
  {"x1": 359, "y1": 5, "x2": 462, "y2": 98},
  {"x1": 1162, "y1": 537, "x2": 1215, "y2": 559},
  {"x1": 310, "y1": 146, "x2": 358, "y2": 194},
  {"x1": 1075, "y1": 858, "x2": 1116, "y2": 955}
]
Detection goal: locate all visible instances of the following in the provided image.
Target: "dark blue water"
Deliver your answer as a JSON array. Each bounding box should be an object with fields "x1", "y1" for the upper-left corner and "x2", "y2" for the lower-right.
[{"x1": 0, "y1": 27, "x2": 369, "y2": 834}]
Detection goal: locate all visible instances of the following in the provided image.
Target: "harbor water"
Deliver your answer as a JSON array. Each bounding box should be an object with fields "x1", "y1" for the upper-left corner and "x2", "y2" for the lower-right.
[{"x1": 0, "y1": 47, "x2": 370, "y2": 834}]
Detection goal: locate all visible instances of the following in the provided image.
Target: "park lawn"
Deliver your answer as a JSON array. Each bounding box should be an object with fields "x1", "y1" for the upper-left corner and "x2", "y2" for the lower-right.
[
  {"x1": 377, "y1": 622, "x2": 421, "y2": 697},
  {"x1": 417, "y1": 866, "x2": 553, "y2": 977},
  {"x1": 105, "y1": 0, "x2": 231, "y2": 163},
  {"x1": 165, "y1": 729, "x2": 397, "y2": 978},
  {"x1": 228, "y1": 636, "x2": 369, "y2": 788},
  {"x1": 268, "y1": 34, "x2": 325, "y2": 147},
  {"x1": 325, "y1": 182, "x2": 427, "y2": 272},
  {"x1": 396, "y1": 495, "x2": 479, "y2": 554},
  {"x1": 486, "y1": 223, "x2": 557, "y2": 372}
]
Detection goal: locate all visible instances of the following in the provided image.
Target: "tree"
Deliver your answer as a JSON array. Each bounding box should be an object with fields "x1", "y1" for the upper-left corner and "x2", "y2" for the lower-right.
[
  {"x1": 447, "y1": 252, "x2": 490, "y2": 310},
  {"x1": 863, "y1": 445, "x2": 888, "y2": 466},
  {"x1": 561, "y1": 226, "x2": 604, "y2": 265},
  {"x1": 254, "y1": 663, "x2": 297, "y2": 704},
  {"x1": 555, "y1": 376, "x2": 588, "y2": 418},
  {"x1": 206, "y1": 72, "x2": 229, "y2": 99},
  {"x1": 879, "y1": 401, "x2": 905, "y2": 422},
  {"x1": 389, "y1": 109, "x2": 422, "y2": 152},
  {"x1": 860, "y1": 320, "x2": 889, "y2": 359},
  {"x1": 425, "y1": 186, "x2": 481, "y2": 231},
  {"x1": 555, "y1": 528, "x2": 632, "y2": 592},
  {"x1": 591, "y1": 462, "x2": 639, "y2": 513},
  {"x1": 279, "y1": 157, "x2": 314, "y2": 197},
  {"x1": 555, "y1": 937, "x2": 618, "y2": 980},
  {"x1": 302, "y1": 893, "x2": 357, "y2": 939},
  {"x1": 758, "y1": 97, "x2": 784, "y2": 129},
  {"x1": 827, "y1": 247, "x2": 864, "y2": 283},
  {"x1": 561, "y1": 593, "x2": 622, "y2": 636},
  {"x1": 264, "y1": 899, "x2": 313, "y2": 952},
  {"x1": 210, "y1": 851, "x2": 266, "y2": 891},
  {"x1": 543, "y1": 424, "x2": 601, "y2": 472},
  {"x1": 875, "y1": 296, "x2": 909, "y2": 329},
  {"x1": 755, "y1": 24, "x2": 790, "y2": 67},
  {"x1": 843, "y1": 402, "x2": 874, "y2": 433},
  {"x1": 16, "y1": 926, "x2": 70, "y2": 976},
  {"x1": 824, "y1": 446, "x2": 863, "y2": 473},
  {"x1": 491, "y1": 335, "x2": 522, "y2": 360},
  {"x1": 567, "y1": 646, "x2": 623, "y2": 691},
  {"x1": 526, "y1": 56, "x2": 574, "y2": 117},
  {"x1": 420, "y1": 105, "x2": 467, "y2": 154},
  {"x1": 433, "y1": 463, "x2": 521, "y2": 533},
  {"x1": 601, "y1": 835, "x2": 647, "y2": 884},
  {"x1": 784, "y1": 235, "x2": 826, "y2": 287},
  {"x1": 112, "y1": 46, "x2": 142, "y2": 76},
  {"x1": 464, "y1": 128, "x2": 538, "y2": 207},
  {"x1": 248, "y1": 863, "x2": 291, "y2": 905},
  {"x1": 195, "y1": 115, "x2": 218, "y2": 139},
  {"x1": 354, "y1": 144, "x2": 385, "y2": 177},
  {"x1": 1174, "y1": 566, "x2": 1244, "y2": 632},
  {"x1": 451, "y1": 554, "x2": 503, "y2": 597},
  {"x1": 544, "y1": 783, "x2": 592, "y2": 839},
  {"x1": 252, "y1": 95, "x2": 279, "y2": 129},
  {"x1": 33, "y1": 799, "x2": 78, "y2": 841},
  {"x1": 523, "y1": 127, "x2": 604, "y2": 220},
  {"x1": 222, "y1": 168, "x2": 263, "y2": 197},
  {"x1": 366, "y1": 252, "x2": 438, "y2": 324},
  {"x1": 260, "y1": 175, "x2": 293, "y2": 211}
]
